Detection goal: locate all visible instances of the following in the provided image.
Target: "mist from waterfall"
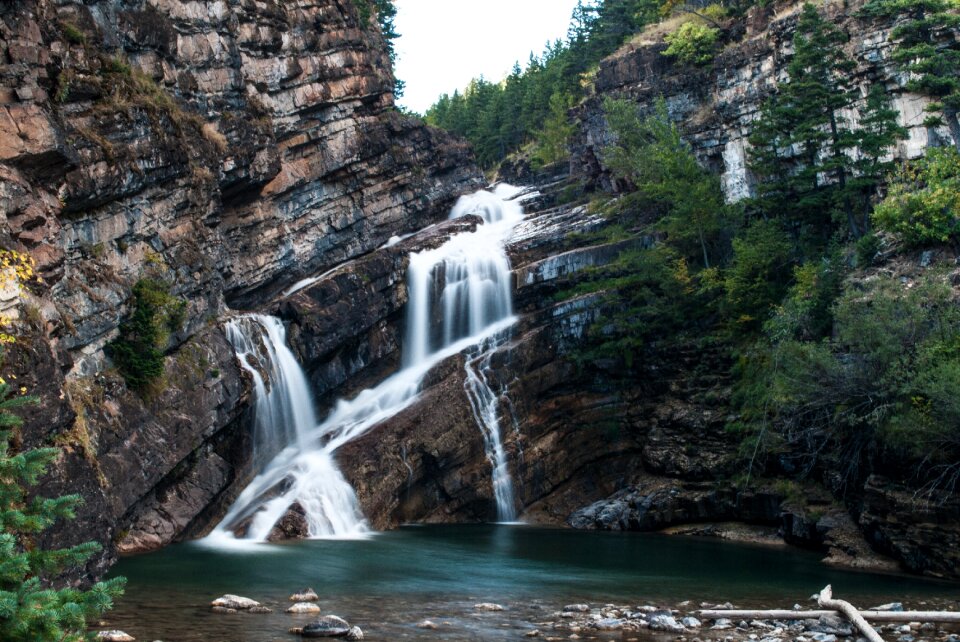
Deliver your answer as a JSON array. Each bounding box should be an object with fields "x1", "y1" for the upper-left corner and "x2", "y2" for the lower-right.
[{"x1": 207, "y1": 185, "x2": 524, "y2": 546}]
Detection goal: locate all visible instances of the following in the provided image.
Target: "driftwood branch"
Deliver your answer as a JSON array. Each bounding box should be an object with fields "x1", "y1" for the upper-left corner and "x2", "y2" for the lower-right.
[
  {"x1": 817, "y1": 585, "x2": 885, "y2": 642},
  {"x1": 697, "y1": 609, "x2": 960, "y2": 623}
]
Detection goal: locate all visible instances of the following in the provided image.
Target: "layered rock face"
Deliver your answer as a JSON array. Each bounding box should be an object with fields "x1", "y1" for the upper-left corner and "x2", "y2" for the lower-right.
[
  {"x1": 572, "y1": 0, "x2": 954, "y2": 201},
  {"x1": 0, "y1": 0, "x2": 481, "y2": 575}
]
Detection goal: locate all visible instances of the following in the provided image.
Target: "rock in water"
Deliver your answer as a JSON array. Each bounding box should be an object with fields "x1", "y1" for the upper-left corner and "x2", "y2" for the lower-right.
[
  {"x1": 290, "y1": 588, "x2": 320, "y2": 602},
  {"x1": 210, "y1": 594, "x2": 262, "y2": 610},
  {"x1": 474, "y1": 603, "x2": 504, "y2": 611},
  {"x1": 96, "y1": 632, "x2": 135, "y2": 642},
  {"x1": 269, "y1": 503, "x2": 310, "y2": 541},
  {"x1": 417, "y1": 620, "x2": 439, "y2": 629},
  {"x1": 249, "y1": 606, "x2": 273, "y2": 614},
  {"x1": 288, "y1": 602, "x2": 322, "y2": 614},
  {"x1": 346, "y1": 626, "x2": 364, "y2": 641},
  {"x1": 301, "y1": 615, "x2": 351, "y2": 638},
  {"x1": 563, "y1": 604, "x2": 590, "y2": 613}
]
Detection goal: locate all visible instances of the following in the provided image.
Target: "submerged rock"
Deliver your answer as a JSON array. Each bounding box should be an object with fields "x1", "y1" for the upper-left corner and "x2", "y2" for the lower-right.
[
  {"x1": 417, "y1": 620, "x2": 439, "y2": 629},
  {"x1": 301, "y1": 615, "x2": 351, "y2": 638},
  {"x1": 211, "y1": 595, "x2": 262, "y2": 610},
  {"x1": 290, "y1": 588, "x2": 320, "y2": 602},
  {"x1": 249, "y1": 606, "x2": 273, "y2": 614},
  {"x1": 474, "y1": 603, "x2": 505, "y2": 611},
  {"x1": 346, "y1": 626, "x2": 364, "y2": 641}
]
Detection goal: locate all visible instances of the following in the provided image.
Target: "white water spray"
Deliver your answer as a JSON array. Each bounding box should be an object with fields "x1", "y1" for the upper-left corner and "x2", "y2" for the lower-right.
[{"x1": 209, "y1": 185, "x2": 526, "y2": 544}]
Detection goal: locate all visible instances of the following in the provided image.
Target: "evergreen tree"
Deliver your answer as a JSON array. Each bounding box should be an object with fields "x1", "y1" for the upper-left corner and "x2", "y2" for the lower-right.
[
  {"x1": 849, "y1": 83, "x2": 909, "y2": 230},
  {"x1": 604, "y1": 98, "x2": 727, "y2": 268},
  {"x1": 0, "y1": 386, "x2": 125, "y2": 641},
  {"x1": 862, "y1": 0, "x2": 960, "y2": 149},
  {"x1": 749, "y1": 3, "x2": 860, "y2": 237}
]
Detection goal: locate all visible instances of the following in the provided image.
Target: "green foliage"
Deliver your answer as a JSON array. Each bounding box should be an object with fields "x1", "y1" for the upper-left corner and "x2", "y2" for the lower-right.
[
  {"x1": 861, "y1": 0, "x2": 960, "y2": 147},
  {"x1": 855, "y1": 231, "x2": 883, "y2": 267},
  {"x1": 724, "y1": 220, "x2": 793, "y2": 329},
  {"x1": 663, "y1": 22, "x2": 719, "y2": 65},
  {"x1": 872, "y1": 147, "x2": 960, "y2": 246},
  {"x1": 0, "y1": 386, "x2": 125, "y2": 641},
  {"x1": 425, "y1": 0, "x2": 659, "y2": 168},
  {"x1": 603, "y1": 97, "x2": 728, "y2": 267},
  {"x1": 749, "y1": 3, "x2": 861, "y2": 236},
  {"x1": 107, "y1": 276, "x2": 186, "y2": 392},
  {"x1": 533, "y1": 92, "x2": 577, "y2": 167},
  {"x1": 59, "y1": 21, "x2": 86, "y2": 45},
  {"x1": 735, "y1": 273, "x2": 960, "y2": 494}
]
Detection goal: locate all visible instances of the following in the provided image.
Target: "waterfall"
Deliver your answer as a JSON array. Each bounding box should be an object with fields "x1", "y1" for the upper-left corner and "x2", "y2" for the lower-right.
[
  {"x1": 208, "y1": 185, "x2": 525, "y2": 545},
  {"x1": 464, "y1": 334, "x2": 518, "y2": 522},
  {"x1": 224, "y1": 316, "x2": 316, "y2": 465}
]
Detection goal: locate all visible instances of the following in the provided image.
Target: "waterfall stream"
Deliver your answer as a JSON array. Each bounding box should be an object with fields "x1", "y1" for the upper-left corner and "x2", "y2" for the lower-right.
[{"x1": 208, "y1": 185, "x2": 525, "y2": 545}]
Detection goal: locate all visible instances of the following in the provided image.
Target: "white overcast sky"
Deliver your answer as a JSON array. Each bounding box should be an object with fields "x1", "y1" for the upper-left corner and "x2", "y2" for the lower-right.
[{"x1": 393, "y1": 0, "x2": 582, "y2": 114}]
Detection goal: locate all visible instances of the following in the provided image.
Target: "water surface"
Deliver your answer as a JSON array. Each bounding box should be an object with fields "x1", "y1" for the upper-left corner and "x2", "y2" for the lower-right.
[{"x1": 106, "y1": 524, "x2": 960, "y2": 641}]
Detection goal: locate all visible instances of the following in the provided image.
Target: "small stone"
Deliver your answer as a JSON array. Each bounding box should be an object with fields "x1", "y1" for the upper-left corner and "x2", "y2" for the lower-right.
[
  {"x1": 290, "y1": 588, "x2": 320, "y2": 602},
  {"x1": 810, "y1": 634, "x2": 837, "y2": 642},
  {"x1": 559, "y1": 611, "x2": 577, "y2": 618},
  {"x1": 900, "y1": 626, "x2": 913, "y2": 633},
  {"x1": 683, "y1": 617, "x2": 703, "y2": 628},
  {"x1": 287, "y1": 602, "x2": 321, "y2": 614},
  {"x1": 346, "y1": 626, "x2": 364, "y2": 641},
  {"x1": 563, "y1": 604, "x2": 590, "y2": 613},
  {"x1": 870, "y1": 602, "x2": 904, "y2": 612},
  {"x1": 713, "y1": 603, "x2": 736, "y2": 610},
  {"x1": 920, "y1": 251, "x2": 934, "y2": 268},
  {"x1": 417, "y1": 620, "x2": 439, "y2": 629},
  {"x1": 679, "y1": 601, "x2": 692, "y2": 607},
  {"x1": 474, "y1": 603, "x2": 504, "y2": 611},
  {"x1": 595, "y1": 618, "x2": 623, "y2": 631},
  {"x1": 97, "y1": 632, "x2": 135, "y2": 642},
  {"x1": 526, "y1": 630, "x2": 541, "y2": 637},
  {"x1": 211, "y1": 594, "x2": 261, "y2": 610},
  {"x1": 248, "y1": 606, "x2": 272, "y2": 614}
]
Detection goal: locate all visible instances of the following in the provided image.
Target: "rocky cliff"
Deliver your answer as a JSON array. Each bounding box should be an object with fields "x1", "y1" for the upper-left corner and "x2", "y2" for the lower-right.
[
  {"x1": 0, "y1": 0, "x2": 481, "y2": 577},
  {"x1": 572, "y1": 0, "x2": 955, "y2": 202}
]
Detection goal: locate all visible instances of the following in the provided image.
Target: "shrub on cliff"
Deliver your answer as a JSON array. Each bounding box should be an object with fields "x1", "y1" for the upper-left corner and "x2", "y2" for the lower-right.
[
  {"x1": 0, "y1": 384, "x2": 125, "y2": 641},
  {"x1": 872, "y1": 147, "x2": 960, "y2": 247},
  {"x1": 663, "y1": 22, "x2": 719, "y2": 65},
  {"x1": 107, "y1": 277, "x2": 186, "y2": 392}
]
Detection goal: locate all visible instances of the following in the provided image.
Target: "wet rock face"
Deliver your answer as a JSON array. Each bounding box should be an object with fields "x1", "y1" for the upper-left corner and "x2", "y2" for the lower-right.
[
  {"x1": 573, "y1": 0, "x2": 953, "y2": 200},
  {"x1": 0, "y1": 0, "x2": 481, "y2": 578}
]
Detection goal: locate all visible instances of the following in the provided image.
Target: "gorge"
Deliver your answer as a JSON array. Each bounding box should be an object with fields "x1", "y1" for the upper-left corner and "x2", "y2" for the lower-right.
[{"x1": 1, "y1": 0, "x2": 960, "y2": 639}]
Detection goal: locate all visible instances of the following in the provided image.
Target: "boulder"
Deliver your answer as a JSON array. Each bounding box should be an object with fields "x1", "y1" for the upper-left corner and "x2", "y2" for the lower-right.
[
  {"x1": 211, "y1": 594, "x2": 261, "y2": 610},
  {"x1": 288, "y1": 602, "x2": 322, "y2": 614},
  {"x1": 301, "y1": 615, "x2": 351, "y2": 638}
]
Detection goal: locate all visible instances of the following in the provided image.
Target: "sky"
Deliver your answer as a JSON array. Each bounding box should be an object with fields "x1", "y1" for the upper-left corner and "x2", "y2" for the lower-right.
[{"x1": 393, "y1": 0, "x2": 582, "y2": 114}]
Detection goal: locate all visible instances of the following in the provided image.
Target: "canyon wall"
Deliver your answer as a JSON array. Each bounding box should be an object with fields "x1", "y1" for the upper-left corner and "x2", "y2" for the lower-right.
[{"x1": 0, "y1": 0, "x2": 481, "y2": 576}]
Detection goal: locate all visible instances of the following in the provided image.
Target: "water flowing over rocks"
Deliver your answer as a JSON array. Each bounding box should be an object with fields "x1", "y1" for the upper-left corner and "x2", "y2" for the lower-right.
[{"x1": 1, "y1": 0, "x2": 481, "y2": 576}]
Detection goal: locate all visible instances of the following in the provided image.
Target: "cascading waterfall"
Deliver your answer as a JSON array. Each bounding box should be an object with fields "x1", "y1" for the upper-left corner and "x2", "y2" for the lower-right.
[
  {"x1": 464, "y1": 334, "x2": 518, "y2": 522},
  {"x1": 225, "y1": 316, "x2": 316, "y2": 465},
  {"x1": 208, "y1": 185, "x2": 525, "y2": 545}
]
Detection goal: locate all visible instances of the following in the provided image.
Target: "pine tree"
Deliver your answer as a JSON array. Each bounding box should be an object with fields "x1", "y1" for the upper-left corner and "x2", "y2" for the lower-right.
[
  {"x1": 849, "y1": 83, "x2": 909, "y2": 230},
  {"x1": 0, "y1": 385, "x2": 125, "y2": 641},
  {"x1": 749, "y1": 3, "x2": 860, "y2": 237},
  {"x1": 862, "y1": 0, "x2": 960, "y2": 149}
]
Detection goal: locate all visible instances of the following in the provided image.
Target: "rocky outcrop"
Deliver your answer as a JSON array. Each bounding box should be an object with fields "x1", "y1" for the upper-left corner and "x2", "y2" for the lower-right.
[
  {"x1": 0, "y1": 0, "x2": 481, "y2": 576},
  {"x1": 573, "y1": 0, "x2": 955, "y2": 201}
]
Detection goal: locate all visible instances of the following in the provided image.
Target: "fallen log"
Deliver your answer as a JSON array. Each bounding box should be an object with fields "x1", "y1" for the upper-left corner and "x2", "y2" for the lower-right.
[
  {"x1": 818, "y1": 585, "x2": 885, "y2": 642},
  {"x1": 697, "y1": 609, "x2": 960, "y2": 623}
]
